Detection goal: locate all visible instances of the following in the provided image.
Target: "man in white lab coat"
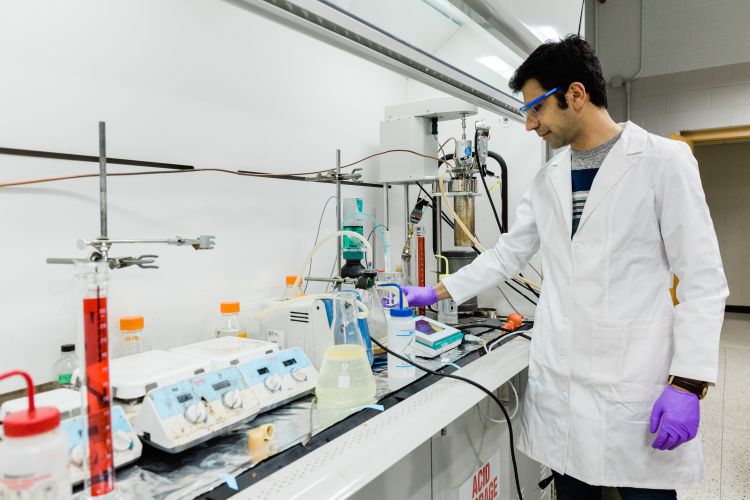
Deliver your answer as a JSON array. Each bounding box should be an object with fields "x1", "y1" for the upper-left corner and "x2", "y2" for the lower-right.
[{"x1": 403, "y1": 35, "x2": 728, "y2": 498}]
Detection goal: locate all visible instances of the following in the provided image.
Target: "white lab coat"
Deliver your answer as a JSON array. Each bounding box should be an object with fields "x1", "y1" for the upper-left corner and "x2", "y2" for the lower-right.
[{"x1": 443, "y1": 122, "x2": 728, "y2": 488}]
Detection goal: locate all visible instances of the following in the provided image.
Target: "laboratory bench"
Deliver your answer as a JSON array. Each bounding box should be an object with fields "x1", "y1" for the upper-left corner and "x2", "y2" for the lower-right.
[{"x1": 78, "y1": 321, "x2": 547, "y2": 499}]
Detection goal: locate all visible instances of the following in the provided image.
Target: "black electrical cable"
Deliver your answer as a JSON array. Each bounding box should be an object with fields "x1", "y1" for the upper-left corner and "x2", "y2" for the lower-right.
[
  {"x1": 415, "y1": 181, "x2": 482, "y2": 254},
  {"x1": 490, "y1": 332, "x2": 532, "y2": 351},
  {"x1": 415, "y1": 179, "x2": 537, "y2": 305},
  {"x1": 479, "y1": 164, "x2": 504, "y2": 233},
  {"x1": 475, "y1": 130, "x2": 505, "y2": 234},
  {"x1": 472, "y1": 146, "x2": 540, "y2": 302},
  {"x1": 506, "y1": 280, "x2": 539, "y2": 306},
  {"x1": 463, "y1": 323, "x2": 513, "y2": 334},
  {"x1": 487, "y1": 151, "x2": 509, "y2": 233},
  {"x1": 577, "y1": 0, "x2": 585, "y2": 37},
  {"x1": 513, "y1": 276, "x2": 541, "y2": 298},
  {"x1": 368, "y1": 335, "x2": 525, "y2": 500}
]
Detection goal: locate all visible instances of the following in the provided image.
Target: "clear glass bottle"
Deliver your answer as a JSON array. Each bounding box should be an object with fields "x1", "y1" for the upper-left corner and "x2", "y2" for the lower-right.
[
  {"x1": 315, "y1": 290, "x2": 376, "y2": 408},
  {"x1": 53, "y1": 344, "x2": 78, "y2": 389},
  {"x1": 216, "y1": 302, "x2": 248, "y2": 338},
  {"x1": 119, "y1": 316, "x2": 144, "y2": 356}
]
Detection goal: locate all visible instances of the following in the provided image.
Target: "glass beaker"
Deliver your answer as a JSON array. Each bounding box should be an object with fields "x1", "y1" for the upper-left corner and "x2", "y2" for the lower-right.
[
  {"x1": 360, "y1": 287, "x2": 388, "y2": 345},
  {"x1": 315, "y1": 291, "x2": 376, "y2": 408}
]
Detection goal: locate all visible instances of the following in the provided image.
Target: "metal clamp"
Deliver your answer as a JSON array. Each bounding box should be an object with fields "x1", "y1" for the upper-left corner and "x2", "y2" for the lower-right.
[
  {"x1": 110, "y1": 255, "x2": 159, "y2": 270},
  {"x1": 78, "y1": 235, "x2": 216, "y2": 251},
  {"x1": 316, "y1": 168, "x2": 363, "y2": 182}
]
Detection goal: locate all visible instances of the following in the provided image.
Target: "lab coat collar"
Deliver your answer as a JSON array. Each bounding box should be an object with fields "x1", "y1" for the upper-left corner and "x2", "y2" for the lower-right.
[{"x1": 547, "y1": 122, "x2": 647, "y2": 238}]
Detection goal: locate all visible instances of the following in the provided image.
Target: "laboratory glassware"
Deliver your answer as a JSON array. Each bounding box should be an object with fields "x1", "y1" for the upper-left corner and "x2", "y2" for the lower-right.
[
  {"x1": 315, "y1": 290, "x2": 376, "y2": 408},
  {"x1": 360, "y1": 287, "x2": 388, "y2": 346},
  {"x1": 75, "y1": 261, "x2": 117, "y2": 497},
  {"x1": 53, "y1": 344, "x2": 78, "y2": 389},
  {"x1": 118, "y1": 316, "x2": 144, "y2": 356},
  {"x1": 216, "y1": 302, "x2": 248, "y2": 338}
]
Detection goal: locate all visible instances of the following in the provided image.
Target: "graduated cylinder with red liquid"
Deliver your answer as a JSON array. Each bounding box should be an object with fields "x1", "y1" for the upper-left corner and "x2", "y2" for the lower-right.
[
  {"x1": 76, "y1": 262, "x2": 116, "y2": 498},
  {"x1": 416, "y1": 226, "x2": 426, "y2": 316}
]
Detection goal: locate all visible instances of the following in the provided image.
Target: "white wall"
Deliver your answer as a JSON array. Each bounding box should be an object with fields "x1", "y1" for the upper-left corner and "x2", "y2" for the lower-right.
[
  {"x1": 0, "y1": 0, "x2": 543, "y2": 392},
  {"x1": 695, "y1": 142, "x2": 750, "y2": 307},
  {"x1": 0, "y1": 0, "x2": 410, "y2": 392},
  {"x1": 596, "y1": 0, "x2": 750, "y2": 80},
  {"x1": 607, "y1": 61, "x2": 750, "y2": 136}
]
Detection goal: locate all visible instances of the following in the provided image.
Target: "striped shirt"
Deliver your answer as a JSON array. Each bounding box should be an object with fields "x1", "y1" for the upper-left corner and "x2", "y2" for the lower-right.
[{"x1": 571, "y1": 130, "x2": 623, "y2": 237}]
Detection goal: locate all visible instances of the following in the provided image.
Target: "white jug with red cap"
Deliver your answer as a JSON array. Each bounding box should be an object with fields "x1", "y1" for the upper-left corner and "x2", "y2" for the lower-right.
[{"x1": 0, "y1": 370, "x2": 72, "y2": 499}]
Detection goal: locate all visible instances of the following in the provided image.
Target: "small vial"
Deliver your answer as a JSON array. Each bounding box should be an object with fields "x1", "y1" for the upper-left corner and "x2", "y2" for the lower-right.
[
  {"x1": 438, "y1": 298, "x2": 459, "y2": 325},
  {"x1": 217, "y1": 302, "x2": 248, "y2": 338},
  {"x1": 119, "y1": 316, "x2": 145, "y2": 356},
  {"x1": 53, "y1": 344, "x2": 78, "y2": 389}
]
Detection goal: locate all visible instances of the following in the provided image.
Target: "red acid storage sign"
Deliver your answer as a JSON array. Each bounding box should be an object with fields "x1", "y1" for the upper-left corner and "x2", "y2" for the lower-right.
[{"x1": 460, "y1": 452, "x2": 501, "y2": 500}]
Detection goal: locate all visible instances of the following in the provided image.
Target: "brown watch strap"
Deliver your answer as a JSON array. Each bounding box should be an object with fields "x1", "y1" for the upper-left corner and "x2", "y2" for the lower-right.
[{"x1": 668, "y1": 375, "x2": 709, "y2": 399}]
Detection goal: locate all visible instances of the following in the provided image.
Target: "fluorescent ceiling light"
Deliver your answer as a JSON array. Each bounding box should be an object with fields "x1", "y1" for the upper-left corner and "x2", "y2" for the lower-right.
[
  {"x1": 421, "y1": 0, "x2": 469, "y2": 26},
  {"x1": 477, "y1": 55, "x2": 515, "y2": 80},
  {"x1": 526, "y1": 24, "x2": 561, "y2": 42}
]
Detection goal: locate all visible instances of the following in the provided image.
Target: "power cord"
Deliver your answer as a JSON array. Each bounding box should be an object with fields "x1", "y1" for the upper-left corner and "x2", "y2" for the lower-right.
[
  {"x1": 475, "y1": 129, "x2": 505, "y2": 234},
  {"x1": 487, "y1": 331, "x2": 532, "y2": 353},
  {"x1": 369, "y1": 335, "x2": 525, "y2": 500},
  {"x1": 476, "y1": 380, "x2": 519, "y2": 424}
]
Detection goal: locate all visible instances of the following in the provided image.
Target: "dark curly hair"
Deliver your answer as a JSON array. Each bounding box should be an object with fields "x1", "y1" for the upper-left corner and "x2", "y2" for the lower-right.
[{"x1": 509, "y1": 35, "x2": 607, "y2": 109}]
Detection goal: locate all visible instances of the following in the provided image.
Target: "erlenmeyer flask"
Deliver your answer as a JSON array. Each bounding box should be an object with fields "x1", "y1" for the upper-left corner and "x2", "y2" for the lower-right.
[{"x1": 315, "y1": 291, "x2": 376, "y2": 408}]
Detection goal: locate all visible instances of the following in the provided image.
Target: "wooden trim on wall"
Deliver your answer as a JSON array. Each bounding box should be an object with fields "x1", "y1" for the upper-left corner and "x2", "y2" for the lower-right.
[
  {"x1": 676, "y1": 125, "x2": 750, "y2": 147},
  {"x1": 669, "y1": 133, "x2": 694, "y2": 152}
]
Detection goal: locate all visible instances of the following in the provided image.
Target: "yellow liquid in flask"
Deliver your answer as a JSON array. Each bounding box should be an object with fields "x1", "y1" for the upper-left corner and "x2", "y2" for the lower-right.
[{"x1": 315, "y1": 344, "x2": 376, "y2": 409}]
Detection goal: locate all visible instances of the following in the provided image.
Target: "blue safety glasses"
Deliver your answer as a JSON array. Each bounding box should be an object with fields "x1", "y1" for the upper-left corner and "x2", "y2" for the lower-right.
[{"x1": 519, "y1": 86, "x2": 561, "y2": 120}]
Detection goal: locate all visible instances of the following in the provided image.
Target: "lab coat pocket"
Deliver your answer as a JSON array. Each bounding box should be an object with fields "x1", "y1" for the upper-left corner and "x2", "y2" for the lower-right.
[
  {"x1": 602, "y1": 396, "x2": 702, "y2": 486},
  {"x1": 592, "y1": 318, "x2": 673, "y2": 402}
]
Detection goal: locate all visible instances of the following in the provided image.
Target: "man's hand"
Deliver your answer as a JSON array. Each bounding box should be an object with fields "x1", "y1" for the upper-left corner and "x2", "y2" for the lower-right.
[
  {"x1": 402, "y1": 286, "x2": 439, "y2": 307},
  {"x1": 649, "y1": 385, "x2": 700, "y2": 451}
]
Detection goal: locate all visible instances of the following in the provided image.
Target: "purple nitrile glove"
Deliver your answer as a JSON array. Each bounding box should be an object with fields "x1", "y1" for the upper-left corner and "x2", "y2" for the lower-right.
[
  {"x1": 649, "y1": 385, "x2": 700, "y2": 451},
  {"x1": 402, "y1": 286, "x2": 439, "y2": 307}
]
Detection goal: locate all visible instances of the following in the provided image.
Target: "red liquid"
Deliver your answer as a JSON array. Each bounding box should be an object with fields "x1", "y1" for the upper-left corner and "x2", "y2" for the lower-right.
[
  {"x1": 83, "y1": 295, "x2": 115, "y2": 496},
  {"x1": 417, "y1": 234, "x2": 425, "y2": 316}
]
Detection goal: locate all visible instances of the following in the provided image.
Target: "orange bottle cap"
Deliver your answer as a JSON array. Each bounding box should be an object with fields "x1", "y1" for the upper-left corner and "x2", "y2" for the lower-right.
[
  {"x1": 220, "y1": 302, "x2": 240, "y2": 314},
  {"x1": 120, "y1": 316, "x2": 144, "y2": 331},
  {"x1": 285, "y1": 275, "x2": 303, "y2": 286}
]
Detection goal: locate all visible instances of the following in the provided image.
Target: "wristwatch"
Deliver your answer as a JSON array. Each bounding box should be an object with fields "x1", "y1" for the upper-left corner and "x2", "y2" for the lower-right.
[{"x1": 668, "y1": 375, "x2": 709, "y2": 400}]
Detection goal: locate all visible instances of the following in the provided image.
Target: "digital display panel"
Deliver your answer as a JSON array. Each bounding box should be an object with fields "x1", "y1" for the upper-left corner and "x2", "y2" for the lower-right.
[
  {"x1": 257, "y1": 367, "x2": 270, "y2": 375},
  {"x1": 212, "y1": 380, "x2": 231, "y2": 391},
  {"x1": 415, "y1": 319, "x2": 444, "y2": 336},
  {"x1": 177, "y1": 393, "x2": 193, "y2": 403},
  {"x1": 282, "y1": 358, "x2": 297, "y2": 367}
]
